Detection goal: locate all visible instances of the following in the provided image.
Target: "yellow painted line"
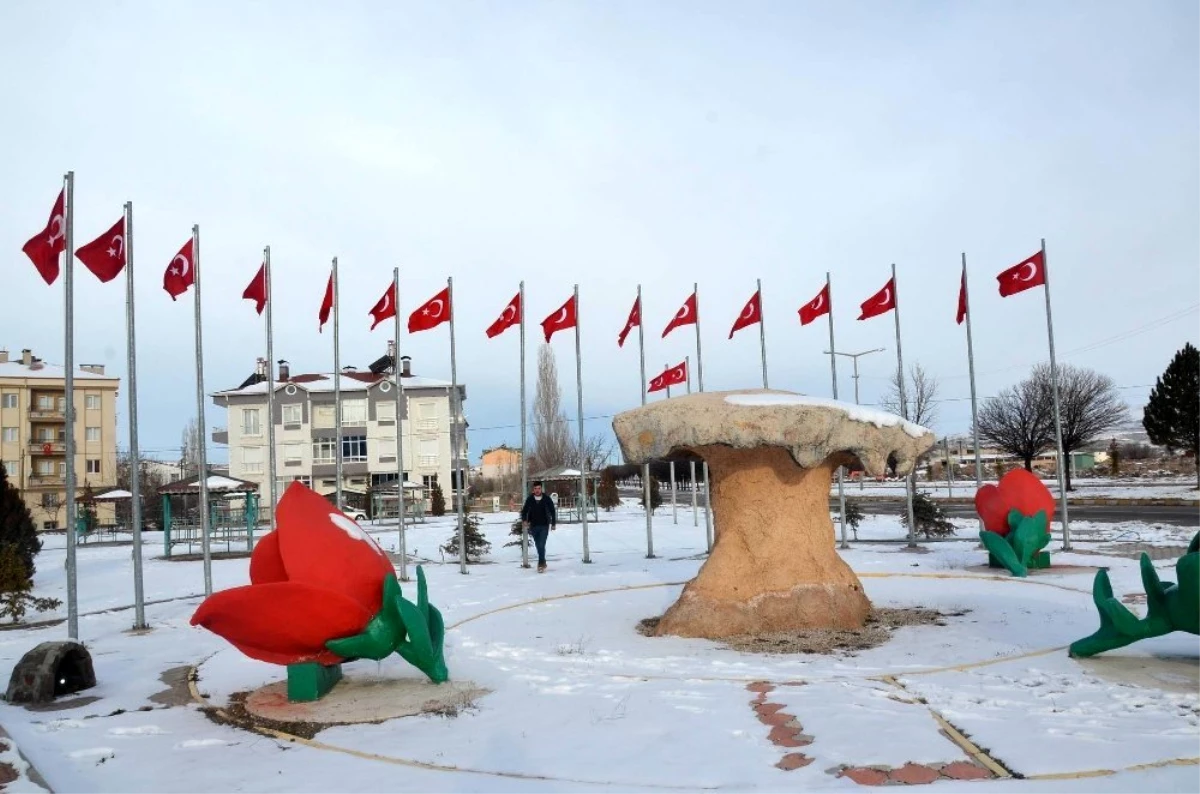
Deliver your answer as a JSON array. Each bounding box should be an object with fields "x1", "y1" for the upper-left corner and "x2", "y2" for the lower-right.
[
  {"x1": 447, "y1": 580, "x2": 690, "y2": 631},
  {"x1": 1025, "y1": 756, "x2": 1199, "y2": 781}
]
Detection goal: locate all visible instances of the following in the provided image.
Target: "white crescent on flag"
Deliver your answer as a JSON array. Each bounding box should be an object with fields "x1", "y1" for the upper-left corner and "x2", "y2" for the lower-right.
[
  {"x1": 810, "y1": 293, "x2": 824, "y2": 311},
  {"x1": 1017, "y1": 262, "x2": 1038, "y2": 282},
  {"x1": 503, "y1": 304, "x2": 516, "y2": 322},
  {"x1": 554, "y1": 307, "x2": 568, "y2": 324},
  {"x1": 741, "y1": 302, "x2": 756, "y2": 320},
  {"x1": 426, "y1": 298, "x2": 444, "y2": 317},
  {"x1": 172, "y1": 254, "x2": 190, "y2": 278},
  {"x1": 671, "y1": 365, "x2": 686, "y2": 380},
  {"x1": 676, "y1": 303, "x2": 691, "y2": 321},
  {"x1": 877, "y1": 287, "x2": 891, "y2": 307},
  {"x1": 107, "y1": 234, "x2": 125, "y2": 259},
  {"x1": 48, "y1": 215, "x2": 64, "y2": 246},
  {"x1": 380, "y1": 291, "x2": 392, "y2": 313}
]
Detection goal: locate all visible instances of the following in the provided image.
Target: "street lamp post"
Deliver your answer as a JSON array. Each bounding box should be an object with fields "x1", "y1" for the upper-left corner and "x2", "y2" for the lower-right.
[{"x1": 823, "y1": 347, "x2": 885, "y2": 490}]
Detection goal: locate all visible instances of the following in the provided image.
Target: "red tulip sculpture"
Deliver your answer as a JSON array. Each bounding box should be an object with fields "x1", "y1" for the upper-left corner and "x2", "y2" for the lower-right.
[
  {"x1": 973, "y1": 468, "x2": 1055, "y2": 577},
  {"x1": 191, "y1": 482, "x2": 447, "y2": 700}
]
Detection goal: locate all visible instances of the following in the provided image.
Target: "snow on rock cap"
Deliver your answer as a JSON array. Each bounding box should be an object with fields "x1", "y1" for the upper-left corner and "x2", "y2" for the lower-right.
[{"x1": 612, "y1": 389, "x2": 936, "y2": 476}]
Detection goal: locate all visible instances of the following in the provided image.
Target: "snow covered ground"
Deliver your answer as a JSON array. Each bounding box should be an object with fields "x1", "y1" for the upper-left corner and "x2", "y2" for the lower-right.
[{"x1": 0, "y1": 502, "x2": 1196, "y2": 792}]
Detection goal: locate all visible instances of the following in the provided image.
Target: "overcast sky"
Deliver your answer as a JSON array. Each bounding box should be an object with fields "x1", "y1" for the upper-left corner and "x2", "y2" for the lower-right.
[{"x1": 3, "y1": 1, "x2": 1197, "y2": 467}]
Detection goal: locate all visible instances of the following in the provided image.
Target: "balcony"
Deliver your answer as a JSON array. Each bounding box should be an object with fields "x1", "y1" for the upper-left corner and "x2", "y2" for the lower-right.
[
  {"x1": 28, "y1": 474, "x2": 65, "y2": 486},
  {"x1": 211, "y1": 427, "x2": 228, "y2": 444},
  {"x1": 29, "y1": 407, "x2": 66, "y2": 421},
  {"x1": 30, "y1": 440, "x2": 66, "y2": 455}
]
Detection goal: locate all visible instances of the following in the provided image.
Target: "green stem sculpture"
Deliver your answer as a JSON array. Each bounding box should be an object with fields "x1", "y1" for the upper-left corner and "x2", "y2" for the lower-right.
[
  {"x1": 325, "y1": 565, "x2": 449, "y2": 682},
  {"x1": 1070, "y1": 533, "x2": 1199, "y2": 658},
  {"x1": 979, "y1": 509, "x2": 1051, "y2": 578}
]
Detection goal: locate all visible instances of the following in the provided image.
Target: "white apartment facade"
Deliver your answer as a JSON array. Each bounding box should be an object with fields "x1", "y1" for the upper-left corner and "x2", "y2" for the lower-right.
[{"x1": 212, "y1": 352, "x2": 467, "y2": 507}]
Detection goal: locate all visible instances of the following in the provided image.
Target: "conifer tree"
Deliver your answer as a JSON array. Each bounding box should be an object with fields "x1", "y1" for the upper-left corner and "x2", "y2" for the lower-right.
[{"x1": 1143, "y1": 343, "x2": 1200, "y2": 488}]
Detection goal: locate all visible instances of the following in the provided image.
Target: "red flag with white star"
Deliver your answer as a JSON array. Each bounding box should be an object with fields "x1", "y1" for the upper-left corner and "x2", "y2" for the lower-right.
[
  {"x1": 243, "y1": 263, "x2": 267, "y2": 315},
  {"x1": 75, "y1": 216, "x2": 127, "y2": 283},
  {"x1": 798, "y1": 283, "x2": 830, "y2": 326},
  {"x1": 408, "y1": 287, "x2": 451, "y2": 333},
  {"x1": 486, "y1": 292, "x2": 521, "y2": 339},
  {"x1": 662, "y1": 292, "x2": 697, "y2": 338},
  {"x1": 541, "y1": 295, "x2": 577, "y2": 343},
  {"x1": 368, "y1": 283, "x2": 397, "y2": 330},
  {"x1": 163, "y1": 238, "x2": 195, "y2": 300},
  {"x1": 857, "y1": 278, "x2": 895, "y2": 321},
  {"x1": 728, "y1": 290, "x2": 762, "y2": 339},
  {"x1": 618, "y1": 296, "x2": 640, "y2": 348},
  {"x1": 997, "y1": 251, "x2": 1046, "y2": 297},
  {"x1": 22, "y1": 188, "x2": 66, "y2": 285},
  {"x1": 318, "y1": 273, "x2": 334, "y2": 332},
  {"x1": 648, "y1": 360, "x2": 687, "y2": 393}
]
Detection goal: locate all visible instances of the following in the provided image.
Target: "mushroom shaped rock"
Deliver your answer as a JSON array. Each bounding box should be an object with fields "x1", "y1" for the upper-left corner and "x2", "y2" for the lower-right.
[{"x1": 613, "y1": 390, "x2": 936, "y2": 639}]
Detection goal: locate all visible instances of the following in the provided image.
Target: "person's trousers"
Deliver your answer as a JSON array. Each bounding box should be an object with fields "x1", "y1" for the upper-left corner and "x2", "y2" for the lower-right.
[{"x1": 530, "y1": 525, "x2": 550, "y2": 565}]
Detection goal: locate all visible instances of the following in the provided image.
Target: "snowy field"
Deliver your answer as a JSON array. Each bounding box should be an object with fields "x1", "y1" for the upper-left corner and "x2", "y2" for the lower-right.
[{"x1": 0, "y1": 502, "x2": 1196, "y2": 792}]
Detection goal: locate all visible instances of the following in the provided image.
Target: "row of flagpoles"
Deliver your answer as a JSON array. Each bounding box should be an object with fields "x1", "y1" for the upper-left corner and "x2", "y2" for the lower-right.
[{"x1": 21, "y1": 173, "x2": 1072, "y2": 640}]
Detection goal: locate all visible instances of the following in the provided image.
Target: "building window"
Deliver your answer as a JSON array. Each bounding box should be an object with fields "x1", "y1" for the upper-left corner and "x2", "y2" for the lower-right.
[
  {"x1": 282, "y1": 403, "x2": 302, "y2": 425},
  {"x1": 242, "y1": 446, "x2": 263, "y2": 473},
  {"x1": 85, "y1": 393, "x2": 101, "y2": 410},
  {"x1": 36, "y1": 394, "x2": 55, "y2": 410},
  {"x1": 242, "y1": 408, "x2": 261, "y2": 436},
  {"x1": 1, "y1": 428, "x2": 16, "y2": 442},
  {"x1": 35, "y1": 459, "x2": 55, "y2": 475},
  {"x1": 86, "y1": 459, "x2": 101, "y2": 474},
  {"x1": 1, "y1": 393, "x2": 16, "y2": 408},
  {"x1": 418, "y1": 438, "x2": 438, "y2": 467},
  {"x1": 422, "y1": 474, "x2": 438, "y2": 491},
  {"x1": 378, "y1": 436, "x2": 396, "y2": 461},
  {"x1": 312, "y1": 404, "x2": 334, "y2": 429},
  {"x1": 43, "y1": 521, "x2": 58, "y2": 531},
  {"x1": 284, "y1": 443, "x2": 303, "y2": 464},
  {"x1": 376, "y1": 402, "x2": 395, "y2": 424},
  {"x1": 342, "y1": 399, "x2": 367, "y2": 427},
  {"x1": 41, "y1": 492, "x2": 59, "y2": 508},
  {"x1": 342, "y1": 435, "x2": 367, "y2": 462},
  {"x1": 2, "y1": 460, "x2": 19, "y2": 476},
  {"x1": 312, "y1": 438, "x2": 336, "y2": 464},
  {"x1": 85, "y1": 427, "x2": 101, "y2": 442}
]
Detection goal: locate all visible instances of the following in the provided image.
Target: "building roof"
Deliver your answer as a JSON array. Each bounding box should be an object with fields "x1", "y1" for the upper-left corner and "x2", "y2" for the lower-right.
[
  {"x1": 158, "y1": 472, "x2": 259, "y2": 495},
  {"x1": 214, "y1": 371, "x2": 453, "y2": 397},
  {"x1": 530, "y1": 466, "x2": 600, "y2": 481},
  {"x1": 0, "y1": 360, "x2": 118, "y2": 381}
]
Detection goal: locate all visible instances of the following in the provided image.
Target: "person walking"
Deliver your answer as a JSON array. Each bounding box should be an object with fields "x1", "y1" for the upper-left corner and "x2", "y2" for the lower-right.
[{"x1": 520, "y1": 481, "x2": 557, "y2": 572}]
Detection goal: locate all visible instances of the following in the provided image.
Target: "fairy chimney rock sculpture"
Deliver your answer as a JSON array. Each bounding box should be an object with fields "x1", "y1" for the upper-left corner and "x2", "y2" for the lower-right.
[{"x1": 613, "y1": 390, "x2": 936, "y2": 639}]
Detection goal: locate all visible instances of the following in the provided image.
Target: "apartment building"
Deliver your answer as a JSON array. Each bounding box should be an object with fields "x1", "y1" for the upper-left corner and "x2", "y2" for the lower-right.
[
  {"x1": 212, "y1": 346, "x2": 467, "y2": 507},
  {"x1": 0, "y1": 348, "x2": 120, "y2": 529},
  {"x1": 480, "y1": 444, "x2": 522, "y2": 481}
]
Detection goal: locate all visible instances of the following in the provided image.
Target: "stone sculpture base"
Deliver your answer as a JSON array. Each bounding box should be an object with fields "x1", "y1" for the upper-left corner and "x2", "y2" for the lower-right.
[{"x1": 654, "y1": 446, "x2": 871, "y2": 639}]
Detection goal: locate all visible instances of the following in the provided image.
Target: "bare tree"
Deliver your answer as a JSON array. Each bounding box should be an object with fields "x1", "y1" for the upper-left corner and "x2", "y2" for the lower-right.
[
  {"x1": 180, "y1": 418, "x2": 203, "y2": 479},
  {"x1": 1033, "y1": 363, "x2": 1127, "y2": 491},
  {"x1": 528, "y1": 345, "x2": 612, "y2": 475},
  {"x1": 880, "y1": 362, "x2": 939, "y2": 428},
  {"x1": 975, "y1": 377, "x2": 1055, "y2": 471}
]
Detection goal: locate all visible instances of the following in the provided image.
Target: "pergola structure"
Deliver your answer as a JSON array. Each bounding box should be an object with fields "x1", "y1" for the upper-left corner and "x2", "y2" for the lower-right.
[
  {"x1": 370, "y1": 480, "x2": 428, "y2": 522},
  {"x1": 158, "y1": 473, "x2": 260, "y2": 557},
  {"x1": 529, "y1": 466, "x2": 601, "y2": 523}
]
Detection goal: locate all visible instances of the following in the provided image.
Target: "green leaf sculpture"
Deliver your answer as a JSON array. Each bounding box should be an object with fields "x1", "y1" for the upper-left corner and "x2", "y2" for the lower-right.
[
  {"x1": 1069, "y1": 533, "x2": 1199, "y2": 658},
  {"x1": 979, "y1": 509, "x2": 1051, "y2": 578},
  {"x1": 326, "y1": 565, "x2": 449, "y2": 683}
]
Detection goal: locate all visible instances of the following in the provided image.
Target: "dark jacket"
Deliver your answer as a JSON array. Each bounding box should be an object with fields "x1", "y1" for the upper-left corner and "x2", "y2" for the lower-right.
[{"x1": 520, "y1": 494, "x2": 557, "y2": 527}]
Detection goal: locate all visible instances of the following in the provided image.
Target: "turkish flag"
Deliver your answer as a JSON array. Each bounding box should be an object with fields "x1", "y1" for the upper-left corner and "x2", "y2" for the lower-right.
[
  {"x1": 956, "y1": 268, "x2": 968, "y2": 325},
  {"x1": 75, "y1": 216, "x2": 127, "y2": 283},
  {"x1": 798, "y1": 283, "x2": 830, "y2": 326},
  {"x1": 163, "y1": 238, "x2": 195, "y2": 300},
  {"x1": 243, "y1": 263, "x2": 267, "y2": 315},
  {"x1": 728, "y1": 290, "x2": 762, "y2": 339},
  {"x1": 22, "y1": 189, "x2": 66, "y2": 285},
  {"x1": 618, "y1": 296, "x2": 640, "y2": 348},
  {"x1": 368, "y1": 283, "x2": 397, "y2": 330},
  {"x1": 541, "y1": 295, "x2": 577, "y2": 342},
  {"x1": 997, "y1": 250, "x2": 1046, "y2": 297},
  {"x1": 662, "y1": 292, "x2": 697, "y2": 337},
  {"x1": 858, "y1": 278, "x2": 896, "y2": 321},
  {"x1": 486, "y1": 292, "x2": 521, "y2": 339},
  {"x1": 318, "y1": 273, "x2": 334, "y2": 332},
  {"x1": 648, "y1": 360, "x2": 688, "y2": 393},
  {"x1": 408, "y1": 287, "x2": 451, "y2": 333}
]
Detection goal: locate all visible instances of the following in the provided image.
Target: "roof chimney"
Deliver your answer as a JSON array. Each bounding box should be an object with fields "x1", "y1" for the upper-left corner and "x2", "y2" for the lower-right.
[
  {"x1": 387, "y1": 339, "x2": 396, "y2": 360},
  {"x1": 81, "y1": 364, "x2": 105, "y2": 375},
  {"x1": 400, "y1": 355, "x2": 411, "y2": 378},
  {"x1": 278, "y1": 359, "x2": 290, "y2": 382},
  {"x1": 255, "y1": 357, "x2": 267, "y2": 377},
  {"x1": 0, "y1": 349, "x2": 8, "y2": 364},
  {"x1": 21, "y1": 349, "x2": 32, "y2": 365}
]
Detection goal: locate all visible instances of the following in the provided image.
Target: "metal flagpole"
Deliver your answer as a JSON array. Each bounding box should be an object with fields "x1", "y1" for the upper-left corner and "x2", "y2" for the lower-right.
[
  {"x1": 962, "y1": 254, "x2": 983, "y2": 519},
  {"x1": 685, "y1": 356, "x2": 696, "y2": 527},
  {"x1": 757, "y1": 278, "x2": 768, "y2": 388},
  {"x1": 194, "y1": 225, "x2": 212, "y2": 596},
  {"x1": 518, "y1": 281, "x2": 529, "y2": 569},
  {"x1": 827, "y1": 273, "x2": 849, "y2": 549},
  {"x1": 574, "y1": 285, "x2": 591, "y2": 564},
  {"x1": 666, "y1": 364, "x2": 676, "y2": 524},
  {"x1": 392, "y1": 269, "x2": 409, "y2": 581},
  {"x1": 63, "y1": 170, "x2": 78, "y2": 641},
  {"x1": 264, "y1": 247, "x2": 278, "y2": 530},
  {"x1": 637, "y1": 285, "x2": 654, "y2": 558},
  {"x1": 123, "y1": 201, "x2": 147, "y2": 630},
  {"x1": 944, "y1": 436, "x2": 955, "y2": 498},
  {"x1": 694, "y1": 284, "x2": 713, "y2": 553},
  {"x1": 891, "y1": 264, "x2": 917, "y2": 548},
  {"x1": 1041, "y1": 238, "x2": 1072, "y2": 550},
  {"x1": 448, "y1": 277, "x2": 467, "y2": 574},
  {"x1": 333, "y1": 258, "x2": 343, "y2": 514}
]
